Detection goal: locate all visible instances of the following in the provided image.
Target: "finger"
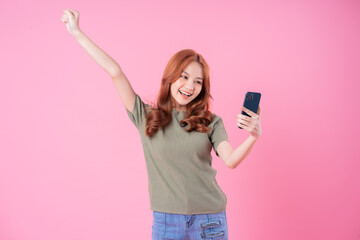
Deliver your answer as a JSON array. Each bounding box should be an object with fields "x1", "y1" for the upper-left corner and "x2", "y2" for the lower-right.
[
  {"x1": 68, "y1": 8, "x2": 79, "y2": 17},
  {"x1": 64, "y1": 10, "x2": 73, "y2": 20},
  {"x1": 67, "y1": 9, "x2": 74, "y2": 16},
  {"x1": 237, "y1": 114, "x2": 251, "y2": 123},
  {"x1": 237, "y1": 122, "x2": 250, "y2": 131},
  {"x1": 237, "y1": 113, "x2": 251, "y2": 119},
  {"x1": 242, "y1": 107, "x2": 260, "y2": 119},
  {"x1": 237, "y1": 119, "x2": 250, "y2": 128},
  {"x1": 242, "y1": 107, "x2": 259, "y2": 119},
  {"x1": 64, "y1": 13, "x2": 69, "y2": 20},
  {"x1": 68, "y1": 8, "x2": 78, "y2": 13},
  {"x1": 257, "y1": 106, "x2": 261, "y2": 116},
  {"x1": 241, "y1": 107, "x2": 256, "y2": 116}
]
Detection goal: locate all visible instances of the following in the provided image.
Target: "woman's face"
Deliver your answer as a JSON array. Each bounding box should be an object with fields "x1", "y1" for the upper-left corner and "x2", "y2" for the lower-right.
[{"x1": 170, "y1": 61, "x2": 203, "y2": 111}]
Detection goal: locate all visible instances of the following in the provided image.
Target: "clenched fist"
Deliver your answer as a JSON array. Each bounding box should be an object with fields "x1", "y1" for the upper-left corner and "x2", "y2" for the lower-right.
[{"x1": 61, "y1": 8, "x2": 81, "y2": 37}]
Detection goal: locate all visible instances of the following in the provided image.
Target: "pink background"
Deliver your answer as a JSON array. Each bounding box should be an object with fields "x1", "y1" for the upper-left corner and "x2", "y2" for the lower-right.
[{"x1": 1, "y1": 0, "x2": 359, "y2": 239}]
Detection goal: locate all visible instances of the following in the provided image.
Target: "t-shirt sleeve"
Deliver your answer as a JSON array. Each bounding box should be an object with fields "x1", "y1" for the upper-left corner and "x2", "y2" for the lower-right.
[
  {"x1": 126, "y1": 93, "x2": 147, "y2": 129},
  {"x1": 209, "y1": 115, "x2": 229, "y2": 157}
]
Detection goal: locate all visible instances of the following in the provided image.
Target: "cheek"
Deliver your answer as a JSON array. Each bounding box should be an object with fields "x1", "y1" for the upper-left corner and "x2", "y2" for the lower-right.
[
  {"x1": 171, "y1": 80, "x2": 181, "y2": 89},
  {"x1": 170, "y1": 84, "x2": 178, "y2": 96}
]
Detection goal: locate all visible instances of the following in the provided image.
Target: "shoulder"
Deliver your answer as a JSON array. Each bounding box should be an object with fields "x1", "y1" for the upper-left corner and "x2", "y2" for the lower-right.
[
  {"x1": 210, "y1": 112, "x2": 224, "y2": 125},
  {"x1": 207, "y1": 112, "x2": 226, "y2": 134},
  {"x1": 135, "y1": 93, "x2": 154, "y2": 110}
]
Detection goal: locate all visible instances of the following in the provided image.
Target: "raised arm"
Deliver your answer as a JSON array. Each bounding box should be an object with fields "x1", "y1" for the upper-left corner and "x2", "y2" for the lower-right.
[{"x1": 61, "y1": 8, "x2": 136, "y2": 112}]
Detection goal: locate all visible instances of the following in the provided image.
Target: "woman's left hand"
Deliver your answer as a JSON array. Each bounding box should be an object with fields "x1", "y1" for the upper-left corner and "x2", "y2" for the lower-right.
[{"x1": 237, "y1": 106, "x2": 262, "y2": 139}]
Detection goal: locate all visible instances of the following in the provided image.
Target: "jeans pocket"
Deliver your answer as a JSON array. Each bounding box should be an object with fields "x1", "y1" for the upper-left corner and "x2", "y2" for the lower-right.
[{"x1": 200, "y1": 220, "x2": 226, "y2": 239}]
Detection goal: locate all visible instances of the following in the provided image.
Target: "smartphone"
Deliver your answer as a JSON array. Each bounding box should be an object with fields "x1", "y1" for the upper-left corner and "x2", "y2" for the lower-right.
[{"x1": 238, "y1": 92, "x2": 261, "y2": 129}]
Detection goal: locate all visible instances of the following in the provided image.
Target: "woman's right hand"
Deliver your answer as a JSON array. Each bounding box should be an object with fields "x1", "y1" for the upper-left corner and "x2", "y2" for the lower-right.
[{"x1": 61, "y1": 8, "x2": 81, "y2": 37}]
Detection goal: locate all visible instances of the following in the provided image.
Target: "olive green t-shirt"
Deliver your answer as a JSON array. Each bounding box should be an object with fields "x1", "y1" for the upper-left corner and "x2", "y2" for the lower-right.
[{"x1": 126, "y1": 93, "x2": 229, "y2": 214}]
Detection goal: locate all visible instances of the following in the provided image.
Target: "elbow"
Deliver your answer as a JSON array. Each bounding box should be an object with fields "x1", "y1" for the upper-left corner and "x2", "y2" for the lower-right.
[
  {"x1": 227, "y1": 165, "x2": 235, "y2": 169},
  {"x1": 228, "y1": 160, "x2": 244, "y2": 169},
  {"x1": 110, "y1": 67, "x2": 124, "y2": 79},
  {"x1": 226, "y1": 158, "x2": 241, "y2": 169},
  {"x1": 226, "y1": 161, "x2": 235, "y2": 169}
]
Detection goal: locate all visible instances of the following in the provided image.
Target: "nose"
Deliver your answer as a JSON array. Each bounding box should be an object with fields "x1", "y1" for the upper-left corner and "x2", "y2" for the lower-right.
[{"x1": 184, "y1": 80, "x2": 195, "y2": 91}]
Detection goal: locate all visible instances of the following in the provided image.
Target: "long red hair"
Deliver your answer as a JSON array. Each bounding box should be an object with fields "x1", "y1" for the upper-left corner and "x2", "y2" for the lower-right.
[{"x1": 145, "y1": 49, "x2": 213, "y2": 137}]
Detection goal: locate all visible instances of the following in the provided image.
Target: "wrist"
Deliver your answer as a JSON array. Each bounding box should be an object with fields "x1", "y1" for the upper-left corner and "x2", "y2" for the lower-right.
[
  {"x1": 72, "y1": 30, "x2": 84, "y2": 40},
  {"x1": 249, "y1": 135, "x2": 259, "y2": 142}
]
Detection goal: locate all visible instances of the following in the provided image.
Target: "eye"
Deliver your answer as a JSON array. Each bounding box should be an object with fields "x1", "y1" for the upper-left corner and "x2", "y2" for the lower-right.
[
  {"x1": 196, "y1": 80, "x2": 202, "y2": 84},
  {"x1": 181, "y1": 75, "x2": 188, "y2": 79}
]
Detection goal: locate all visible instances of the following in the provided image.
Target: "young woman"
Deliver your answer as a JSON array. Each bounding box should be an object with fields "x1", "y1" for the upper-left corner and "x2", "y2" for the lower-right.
[{"x1": 61, "y1": 8, "x2": 262, "y2": 240}]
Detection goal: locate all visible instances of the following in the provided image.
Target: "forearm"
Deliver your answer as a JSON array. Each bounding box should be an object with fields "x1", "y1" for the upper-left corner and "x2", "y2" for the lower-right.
[
  {"x1": 227, "y1": 136, "x2": 258, "y2": 169},
  {"x1": 73, "y1": 31, "x2": 122, "y2": 77}
]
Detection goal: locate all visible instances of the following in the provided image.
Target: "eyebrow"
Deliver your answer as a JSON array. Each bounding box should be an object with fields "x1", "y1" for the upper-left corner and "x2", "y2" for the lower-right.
[{"x1": 182, "y1": 71, "x2": 203, "y2": 80}]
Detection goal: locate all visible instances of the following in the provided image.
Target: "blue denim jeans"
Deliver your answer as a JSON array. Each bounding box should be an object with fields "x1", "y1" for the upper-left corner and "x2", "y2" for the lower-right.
[{"x1": 152, "y1": 210, "x2": 228, "y2": 240}]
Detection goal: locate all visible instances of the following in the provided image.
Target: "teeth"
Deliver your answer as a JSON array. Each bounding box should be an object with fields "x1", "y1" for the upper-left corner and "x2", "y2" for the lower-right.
[{"x1": 179, "y1": 90, "x2": 191, "y2": 97}]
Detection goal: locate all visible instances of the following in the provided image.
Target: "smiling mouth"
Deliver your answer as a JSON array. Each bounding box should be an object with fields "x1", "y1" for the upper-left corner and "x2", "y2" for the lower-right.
[{"x1": 179, "y1": 90, "x2": 192, "y2": 97}]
